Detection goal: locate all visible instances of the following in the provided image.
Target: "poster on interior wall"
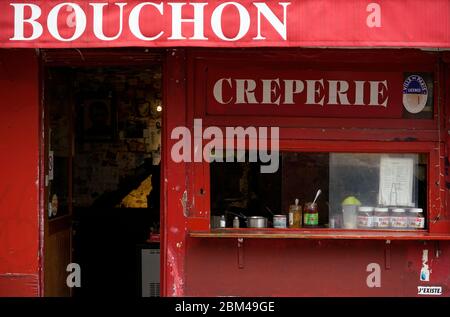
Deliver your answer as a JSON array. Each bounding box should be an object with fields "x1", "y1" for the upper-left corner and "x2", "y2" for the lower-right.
[
  {"x1": 378, "y1": 155, "x2": 415, "y2": 207},
  {"x1": 79, "y1": 98, "x2": 117, "y2": 142}
]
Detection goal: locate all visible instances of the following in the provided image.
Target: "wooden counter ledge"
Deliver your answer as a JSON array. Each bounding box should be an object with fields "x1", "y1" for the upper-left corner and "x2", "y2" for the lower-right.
[{"x1": 189, "y1": 229, "x2": 450, "y2": 240}]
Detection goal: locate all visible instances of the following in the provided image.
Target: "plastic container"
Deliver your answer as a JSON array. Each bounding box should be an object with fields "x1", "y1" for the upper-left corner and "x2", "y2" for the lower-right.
[
  {"x1": 408, "y1": 208, "x2": 425, "y2": 229},
  {"x1": 341, "y1": 196, "x2": 361, "y2": 229},
  {"x1": 374, "y1": 207, "x2": 390, "y2": 229},
  {"x1": 273, "y1": 215, "x2": 287, "y2": 228},
  {"x1": 357, "y1": 206, "x2": 374, "y2": 229},
  {"x1": 342, "y1": 205, "x2": 358, "y2": 229},
  {"x1": 390, "y1": 208, "x2": 408, "y2": 229}
]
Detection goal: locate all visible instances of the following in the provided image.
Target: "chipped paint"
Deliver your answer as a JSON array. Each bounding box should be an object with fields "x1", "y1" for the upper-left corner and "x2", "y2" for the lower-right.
[
  {"x1": 167, "y1": 247, "x2": 184, "y2": 296},
  {"x1": 181, "y1": 190, "x2": 188, "y2": 217}
]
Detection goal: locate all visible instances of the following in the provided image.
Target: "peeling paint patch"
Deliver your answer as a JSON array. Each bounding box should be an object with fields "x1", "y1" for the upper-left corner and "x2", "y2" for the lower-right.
[{"x1": 167, "y1": 247, "x2": 184, "y2": 296}]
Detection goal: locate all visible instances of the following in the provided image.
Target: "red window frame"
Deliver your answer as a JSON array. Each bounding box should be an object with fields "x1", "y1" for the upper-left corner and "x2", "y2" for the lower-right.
[{"x1": 180, "y1": 48, "x2": 449, "y2": 237}]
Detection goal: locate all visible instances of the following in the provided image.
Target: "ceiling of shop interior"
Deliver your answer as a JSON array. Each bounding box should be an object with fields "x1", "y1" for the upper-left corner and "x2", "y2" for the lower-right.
[{"x1": 41, "y1": 48, "x2": 164, "y2": 67}]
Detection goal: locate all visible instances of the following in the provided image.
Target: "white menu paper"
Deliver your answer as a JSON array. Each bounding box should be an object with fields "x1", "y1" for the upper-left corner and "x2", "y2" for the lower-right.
[{"x1": 378, "y1": 155, "x2": 414, "y2": 206}]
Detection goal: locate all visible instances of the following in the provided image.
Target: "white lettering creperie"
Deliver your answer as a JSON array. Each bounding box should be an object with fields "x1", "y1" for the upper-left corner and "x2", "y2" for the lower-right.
[
  {"x1": 213, "y1": 78, "x2": 389, "y2": 107},
  {"x1": 10, "y1": 2, "x2": 290, "y2": 42}
]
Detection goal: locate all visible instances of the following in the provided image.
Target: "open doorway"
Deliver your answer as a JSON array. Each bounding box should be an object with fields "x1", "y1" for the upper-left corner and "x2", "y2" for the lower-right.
[{"x1": 43, "y1": 56, "x2": 163, "y2": 297}]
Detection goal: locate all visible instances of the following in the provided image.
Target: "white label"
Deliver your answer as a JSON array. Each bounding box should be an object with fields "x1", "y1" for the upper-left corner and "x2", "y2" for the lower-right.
[
  {"x1": 417, "y1": 286, "x2": 442, "y2": 296},
  {"x1": 374, "y1": 216, "x2": 390, "y2": 228},
  {"x1": 408, "y1": 217, "x2": 425, "y2": 229},
  {"x1": 390, "y1": 216, "x2": 408, "y2": 228},
  {"x1": 357, "y1": 215, "x2": 374, "y2": 228},
  {"x1": 289, "y1": 212, "x2": 294, "y2": 226}
]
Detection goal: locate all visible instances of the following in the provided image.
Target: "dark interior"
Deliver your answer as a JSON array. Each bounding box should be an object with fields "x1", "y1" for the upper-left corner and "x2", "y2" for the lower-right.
[
  {"x1": 210, "y1": 152, "x2": 427, "y2": 228},
  {"x1": 46, "y1": 65, "x2": 162, "y2": 297}
]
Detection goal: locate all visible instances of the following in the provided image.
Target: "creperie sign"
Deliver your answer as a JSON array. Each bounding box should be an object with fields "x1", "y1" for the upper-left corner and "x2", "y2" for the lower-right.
[
  {"x1": 205, "y1": 68, "x2": 404, "y2": 118},
  {"x1": 9, "y1": 2, "x2": 290, "y2": 42},
  {"x1": 213, "y1": 78, "x2": 389, "y2": 107}
]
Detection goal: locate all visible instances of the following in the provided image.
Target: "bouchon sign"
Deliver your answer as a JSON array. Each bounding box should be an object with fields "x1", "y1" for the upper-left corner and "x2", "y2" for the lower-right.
[{"x1": 0, "y1": 1, "x2": 449, "y2": 48}]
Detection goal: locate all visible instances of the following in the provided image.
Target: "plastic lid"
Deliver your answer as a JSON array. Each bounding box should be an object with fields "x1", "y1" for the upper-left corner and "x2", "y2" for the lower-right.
[
  {"x1": 392, "y1": 208, "x2": 406, "y2": 213},
  {"x1": 374, "y1": 207, "x2": 389, "y2": 212},
  {"x1": 358, "y1": 206, "x2": 374, "y2": 212},
  {"x1": 342, "y1": 196, "x2": 362, "y2": 206},
  {"x1": 409, "y1": 208, "x2": 423, "y2": 213}
]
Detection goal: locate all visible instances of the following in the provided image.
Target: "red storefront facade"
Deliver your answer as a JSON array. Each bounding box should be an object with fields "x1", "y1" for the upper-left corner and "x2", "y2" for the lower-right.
[{"x1": 1, "y1": 1, "x2": 450, "y2": 297}]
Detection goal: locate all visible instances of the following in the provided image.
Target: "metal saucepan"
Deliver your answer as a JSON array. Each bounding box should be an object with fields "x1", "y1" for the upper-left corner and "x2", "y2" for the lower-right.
[{"x1": 246, "y1": 216, "x2": 268, "y2": 228}]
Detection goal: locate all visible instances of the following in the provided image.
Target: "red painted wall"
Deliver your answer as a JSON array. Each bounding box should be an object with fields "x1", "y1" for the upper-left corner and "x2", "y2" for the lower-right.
[
  {"x1": 0, "y1": 49, "x2": 40, "y2": 297},
  {"x1": 185, "y1": 239, "x2": 450, "y2": 296}
]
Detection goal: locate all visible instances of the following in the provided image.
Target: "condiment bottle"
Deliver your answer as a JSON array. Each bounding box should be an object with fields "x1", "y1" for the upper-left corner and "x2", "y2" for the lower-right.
[
  {"x1": 303, "y1": 202, "x2": 319, "y2": 227},
  {"x1": 219, "y1": 215, "x2": 226, "y2": 228},
  {"x1": 289, "y1": 198, "x2": 302, "y2": 228},
  {"x1": 233, "y1": 216, "x2": 240, "y2": 228}
]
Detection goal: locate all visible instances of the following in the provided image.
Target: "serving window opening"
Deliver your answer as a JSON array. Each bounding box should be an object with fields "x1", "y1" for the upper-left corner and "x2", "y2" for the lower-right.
[{"x1": 210, "y1": 151, "x2": 428, "y2": 231}]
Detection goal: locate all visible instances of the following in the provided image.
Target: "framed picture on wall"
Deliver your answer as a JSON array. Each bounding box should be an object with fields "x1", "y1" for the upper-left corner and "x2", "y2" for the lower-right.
[{"x1": 79, "y1": 97, "x2": 117, "y2": 142}]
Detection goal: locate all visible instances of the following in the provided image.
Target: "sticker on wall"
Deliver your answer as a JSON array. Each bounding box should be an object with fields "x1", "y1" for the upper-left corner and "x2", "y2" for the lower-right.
[
  {"x1": 402, "y1": 74, "x2": 428, "y2": 114},
  {"x1": 420, "y1": 249, "x2": 431, "y2": 281},
  {"x1": 417, "y1": 286, "x2": 442, "y2": 296}
]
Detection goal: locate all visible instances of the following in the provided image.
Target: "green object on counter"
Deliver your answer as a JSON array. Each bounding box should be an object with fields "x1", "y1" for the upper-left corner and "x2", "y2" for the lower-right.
[{"x1": 341, "y1": 196, "x2": 361, "y2": 206}]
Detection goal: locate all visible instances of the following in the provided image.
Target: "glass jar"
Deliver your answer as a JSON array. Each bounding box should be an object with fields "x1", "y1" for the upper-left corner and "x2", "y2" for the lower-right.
[
  {"x1": 357, "y1": 206, "x2": 374, "y2": 229},
  {"x1": 374, "y1": 207, "x2": 390, "y2": 229},
  {"x1": 288, "y1": 199, "x2": 302, "y2": 228},
  {"x1": 390, "y1": 208, "x2": 408, "y2": 229},
  {"x1": 408, "y1": 208, "x2": 425, "y2": 229},
  {"x1": 303, "y1": 202, "x2": 319, "y2": 227}
]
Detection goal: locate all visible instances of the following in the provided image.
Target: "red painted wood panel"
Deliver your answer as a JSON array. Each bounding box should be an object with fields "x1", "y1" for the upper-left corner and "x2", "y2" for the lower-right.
[
  {"x1": 0, "y1": 49, "x2": 40, "y2": 296},
  {"x1": 185, "y1": 238, "x2": 450, "y2": 296},
  {"x1": 0, "y1": 275, "x2": 39, "y2": 297}
]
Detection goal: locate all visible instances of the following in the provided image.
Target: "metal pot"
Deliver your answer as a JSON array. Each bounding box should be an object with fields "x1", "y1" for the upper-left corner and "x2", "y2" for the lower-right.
[{"x1": 246, "y1": 216, "x2": 267, "y2": 228}]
